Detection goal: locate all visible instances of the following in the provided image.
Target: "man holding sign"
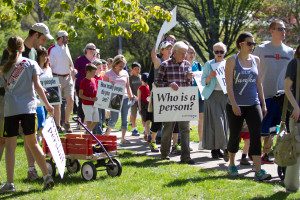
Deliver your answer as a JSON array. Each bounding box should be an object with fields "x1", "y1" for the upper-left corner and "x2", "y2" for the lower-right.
[{"x1": 155, "y1": 41, "x2": 195, "y2": 164}]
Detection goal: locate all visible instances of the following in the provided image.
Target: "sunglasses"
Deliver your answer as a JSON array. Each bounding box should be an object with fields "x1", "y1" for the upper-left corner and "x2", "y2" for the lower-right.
[
  {"x1": 274, "y1": 27, "x2": 286, "y2": 32},
  {"x1": 214, "y1": 50, "x2": 225, "y2": 54},
  {"x1": 245, "y1": 42, "x2": 256, "y2": 47},
  {"x1": 87, "y1": 48, "x2": 96, "y2": 50}
]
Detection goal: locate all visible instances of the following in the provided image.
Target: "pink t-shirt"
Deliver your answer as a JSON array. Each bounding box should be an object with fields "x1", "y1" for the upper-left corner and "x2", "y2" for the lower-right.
[{"x1": 104, "y1": 69, "x2": 129, "y2": 96}]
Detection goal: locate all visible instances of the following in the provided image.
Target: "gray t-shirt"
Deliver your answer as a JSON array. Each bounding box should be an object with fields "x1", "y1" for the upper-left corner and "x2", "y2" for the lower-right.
[
  {"x1": 253, "y1": 42, "x2": 294, "y2": 99},
  {"x1": 129, "y1": 75, "x2": 142, "y2": 96},
  {"x1": 3, "y1": 57, "x2": 40, "y2": 117}
]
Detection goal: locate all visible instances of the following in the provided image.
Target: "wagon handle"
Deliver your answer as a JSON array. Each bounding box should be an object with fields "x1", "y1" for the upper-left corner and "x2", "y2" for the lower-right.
[{"x1": 72, "y1": 116, "x2": 116, "y2": 165}]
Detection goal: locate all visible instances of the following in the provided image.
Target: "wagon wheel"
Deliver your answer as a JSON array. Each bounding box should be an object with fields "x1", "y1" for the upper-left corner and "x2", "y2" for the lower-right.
[
  {"x1": 106, "y1": 158, "x2": 122, "y2": 177},
  {"x1": 277, "y1": 166, "x2": 286, "y2": 181},
  {"x1": 81, "y1": 162, "x2": 97, "y2": 181},
  {"x1": 46, "y1": 159, "x2": 56, "y2": 177},
  {"x1": 66, "y1": 159, "x2": 81, "y2": 174}
]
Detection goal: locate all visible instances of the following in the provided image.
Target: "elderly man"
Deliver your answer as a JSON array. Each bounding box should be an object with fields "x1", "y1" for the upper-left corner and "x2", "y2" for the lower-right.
[
  {"x1": 49, "y1": 30, "x2": 76, "y2": 133},
  {"x1": 155, "y1": 41, "x2": 195, "y2": 164}
]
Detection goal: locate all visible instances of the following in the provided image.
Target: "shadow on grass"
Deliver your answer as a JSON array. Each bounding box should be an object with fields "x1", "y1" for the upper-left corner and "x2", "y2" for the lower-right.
[
  {"x1": 119, "y1": 151, "x2": 176, "y2": 168},
  {"x1": 164, "y1": 168, "x2": 284, "y2": 188},
  {"x1": 0, "y1": 189, "x2": 42, "y2": 200},
  {"x1": 250, "y1": 191, "x2": 290, "y2": 199}
]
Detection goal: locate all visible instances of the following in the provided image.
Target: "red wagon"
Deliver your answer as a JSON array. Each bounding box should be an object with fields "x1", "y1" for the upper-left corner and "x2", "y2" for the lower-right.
[{"x1": 43, "y1": 118, "x2": 122, "y2": 181}]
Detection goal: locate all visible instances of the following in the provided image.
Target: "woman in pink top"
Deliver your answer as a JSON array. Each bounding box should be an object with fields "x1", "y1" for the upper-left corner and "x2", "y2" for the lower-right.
[{"x1": 103, "y1": 55, "x2": 133, "y2": 144}]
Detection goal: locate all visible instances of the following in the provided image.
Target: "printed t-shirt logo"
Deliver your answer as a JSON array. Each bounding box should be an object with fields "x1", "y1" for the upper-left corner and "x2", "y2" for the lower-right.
[{"x1": 6, "y1": 60, "x2": 26, "y2": 90}]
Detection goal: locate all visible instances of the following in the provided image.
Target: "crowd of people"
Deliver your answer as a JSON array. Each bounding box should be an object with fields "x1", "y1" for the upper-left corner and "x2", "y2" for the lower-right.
[{"x1": 0, "y1": 18, "x2": 300, "y2": 193}]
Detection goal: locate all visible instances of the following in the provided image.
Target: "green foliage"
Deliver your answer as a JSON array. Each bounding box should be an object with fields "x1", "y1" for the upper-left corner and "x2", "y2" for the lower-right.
[{"x1": 0, "y1": 0, "x2": 171, "y2": 39}]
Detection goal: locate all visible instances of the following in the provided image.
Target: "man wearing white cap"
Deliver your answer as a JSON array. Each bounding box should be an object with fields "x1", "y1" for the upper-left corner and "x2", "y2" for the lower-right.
[{"x1": 49, "y1": 30, "x2": 75, "y2": 133}]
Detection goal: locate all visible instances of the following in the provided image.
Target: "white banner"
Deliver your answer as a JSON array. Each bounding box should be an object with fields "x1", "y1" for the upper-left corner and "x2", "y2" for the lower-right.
[
  {"x1": 155, "y1": 6, "x2": 178, "y2": 51},
  {"x1": 153, "y1": 87, "x2": 199, "y2": 122},
  {"x1": 42, "y1": 117, "x2": 66, "y2": 178},
  {"x1": 94, "y1": 81, "x2": 125, "y2": 112},
  {"x1": 193, "y1": 71, "x2": 204, "y2": 99},
  {"x1": 211, "y1": 61, "x2": 227, "y2": 94},
  {"x1": 39, "y1": 77, "x2": 62, "y2": 105}
]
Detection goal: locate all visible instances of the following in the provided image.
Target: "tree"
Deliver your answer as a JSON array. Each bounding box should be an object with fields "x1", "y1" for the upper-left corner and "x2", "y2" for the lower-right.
[
  {"x1": 0, "y1": 0, "x2": 171, "y2": 39},
  {"x1": 254, "y1": 0, "x2": 300, "y2": 46},
  {"x1": 156, "y1": 0, "x2": 262, "y2": 63}
]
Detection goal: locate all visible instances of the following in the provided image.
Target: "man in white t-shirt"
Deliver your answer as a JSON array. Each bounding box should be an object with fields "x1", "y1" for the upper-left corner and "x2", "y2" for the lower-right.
[{"x1": 49, "y1": 30, "x2": 76, "y2": 133}]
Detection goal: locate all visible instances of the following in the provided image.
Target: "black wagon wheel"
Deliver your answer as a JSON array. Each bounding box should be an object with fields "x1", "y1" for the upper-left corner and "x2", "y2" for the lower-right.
[
  {"x1": 46, "y1": 159, "x2": 56, "y2": 177},
  {"x1": 81, "y1": 162, "x2": 97, "y2": 181},
  {"x1": 66, "y1": 159, "x2": 81, "y2": 174},
  {"x1": 277, "y1": 166, "x2": 286, "y2": 181},
  {"x1": 106, "y1": 158, "x2": 122, "y2": 177}
]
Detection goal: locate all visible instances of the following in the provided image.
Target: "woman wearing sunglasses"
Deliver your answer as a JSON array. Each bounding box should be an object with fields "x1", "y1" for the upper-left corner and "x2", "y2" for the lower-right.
[
  {"x1": 225, "y1": 32, "x2": 271, "y2": 181},
  {"x1": 201, "y1": 42, "x2": 229, "y2": 159}
]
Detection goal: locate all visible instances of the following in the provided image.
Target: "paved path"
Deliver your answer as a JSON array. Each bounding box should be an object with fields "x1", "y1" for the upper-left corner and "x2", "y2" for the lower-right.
[{"x1": 70, "y1": 122, "x2": 281, "y2": 182}]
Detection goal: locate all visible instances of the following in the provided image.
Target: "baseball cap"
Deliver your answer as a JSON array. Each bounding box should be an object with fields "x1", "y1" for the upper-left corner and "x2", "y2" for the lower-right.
[
  {"x1": 131, "y1": 62, "x2": 141, "y2": 68},
  {"x1": 57, "y1": 30, "x2": 68, "y2": 38},
  {"x1": 159, "y1": 41, "x2": 173, "y2": 50},
  {"x1": 141, "y1": 73, "x2": 149, "y2": 82},
  {"x1": 31, "y1": 23, "x2": 54, "y2": 40}
]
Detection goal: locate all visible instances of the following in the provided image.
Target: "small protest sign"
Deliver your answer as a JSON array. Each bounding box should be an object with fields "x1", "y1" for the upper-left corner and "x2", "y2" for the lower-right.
[
  {"x1": 211, "y1": 61, "x2": 227, "y2": 94},
  {"x1": 152, "y1": 87, "x2": 199, "y2": 122},
  {"x1": 155, "y1": 6, "x2": 178, "y2": 51},
  {"x1": 94, "y1": 81, "x2": 125, "y2": 112},
  {"x1": 42, "y1": 117, "x2": 66, "y2": 178},
  {"x1": 39, "y1": 77, "x2": 62, "y2": 105},
  {"x1": 193, "y1": 71, "x2": 204, "y2": 99}
]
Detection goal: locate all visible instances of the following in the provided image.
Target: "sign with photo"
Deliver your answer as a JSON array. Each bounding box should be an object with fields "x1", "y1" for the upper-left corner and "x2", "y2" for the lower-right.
[
  {"x1": 152, "y1": 87, "x2": 199, "y2": 122},
  {"x1": 94, "y1": 81, "x2": 125, "y2": 112},
  {"x1": 42, "y1": 117, "x2": 66, "y2": 178},
  {"x1": 211, "y1": 61, "x2": 227, "y2": 94},
  {"x1": 39, "y1": 77, "x2": 62, "y2": 105}
]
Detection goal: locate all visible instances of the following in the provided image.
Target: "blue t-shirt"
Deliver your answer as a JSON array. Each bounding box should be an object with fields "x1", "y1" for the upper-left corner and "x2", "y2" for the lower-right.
[{"x1": 3, "y1": 57, "x2": 40, "y2": 117}]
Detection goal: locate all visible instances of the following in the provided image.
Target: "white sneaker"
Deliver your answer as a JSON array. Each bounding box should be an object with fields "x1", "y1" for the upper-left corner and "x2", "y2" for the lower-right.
[{"x1": 198, "y1": 141, "x2": 204, "y2": 150}]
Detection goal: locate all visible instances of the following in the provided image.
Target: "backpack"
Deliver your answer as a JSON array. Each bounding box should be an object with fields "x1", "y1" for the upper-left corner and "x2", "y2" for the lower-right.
[
  {"x1": 273, "y1": 58, "x2": 300, "y2": 167},
  {"x1": 273, "y1": 122, "x2": 297, "y2": 167}
]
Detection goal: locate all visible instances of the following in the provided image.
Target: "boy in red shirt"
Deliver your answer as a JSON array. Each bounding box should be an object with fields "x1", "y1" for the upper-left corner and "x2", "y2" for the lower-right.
[
  {"x1": 79, "y1": 64, "x2": 99, "y2": 133},
  {"x1": 138, "y1": 73, "x2": 159, "y2": 152}
]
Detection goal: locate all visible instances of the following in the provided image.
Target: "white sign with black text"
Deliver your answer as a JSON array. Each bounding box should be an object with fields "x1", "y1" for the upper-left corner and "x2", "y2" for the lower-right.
[
  {"x1": 152, "y1": 87, "x2": 199, "y2": 122},
  {"x1": 211, "y1": 61, "x2": 227, "y2": 94},
  {"x1": 42, "y1": 117, "x2": 66, "y2": 178},
  {"x1": 94, "y1": 81, "x2": 125, "y2": 112},
  {"x1": 39, "y1": 77, "x2": 62, "y2": 105}
]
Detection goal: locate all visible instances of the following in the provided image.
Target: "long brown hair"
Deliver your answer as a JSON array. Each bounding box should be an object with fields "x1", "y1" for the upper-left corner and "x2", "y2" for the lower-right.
[
  {"x1": 37, "y1": 47, "x2": 49, "y2": 69},
  {"x1": 2, "y1": 36, "x2": 24, "y2": 74}
]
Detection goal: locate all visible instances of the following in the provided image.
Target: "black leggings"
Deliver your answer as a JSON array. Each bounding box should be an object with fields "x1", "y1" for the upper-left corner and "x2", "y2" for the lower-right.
[{"x1": 226, "y1": 104, "x2": 262, "y2": 156}]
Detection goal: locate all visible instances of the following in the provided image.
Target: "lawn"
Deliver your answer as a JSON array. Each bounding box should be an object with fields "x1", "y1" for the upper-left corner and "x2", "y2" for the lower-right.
[
  {"x1": 0, "y1": 139, "x2": 300, "y2": 199},
  {"x1": 0, "y1": 118, "x2": 299, "y2": 199}
]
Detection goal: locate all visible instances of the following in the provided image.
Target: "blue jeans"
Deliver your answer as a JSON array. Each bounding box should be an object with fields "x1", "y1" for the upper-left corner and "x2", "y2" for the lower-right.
[
  {"x1": 108, "y1": 98, "x2": 130, "y2": 130},
  {"x1": 93, "y1": 108, "x2": 106, "y2": 134}
]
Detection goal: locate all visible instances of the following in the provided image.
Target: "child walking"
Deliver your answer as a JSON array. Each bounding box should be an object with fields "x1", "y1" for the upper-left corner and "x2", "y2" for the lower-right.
[
  {"x1": 79, "y1": 64, "x2": 99, "y2": 133},
  {"x1": 138, "y1": 73, "x2": 159, "y2": 152}
]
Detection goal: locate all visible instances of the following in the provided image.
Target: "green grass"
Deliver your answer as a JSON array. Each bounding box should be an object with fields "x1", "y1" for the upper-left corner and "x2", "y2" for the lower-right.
[{"x1": 0, "y1": 139, "x2": 300, "y2": 199}]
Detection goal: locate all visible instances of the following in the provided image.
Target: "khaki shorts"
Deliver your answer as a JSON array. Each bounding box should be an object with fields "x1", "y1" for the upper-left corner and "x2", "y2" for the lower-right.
[
  {"x1": 130, "y1": 102, "x2": 138, "y2": 118},
  {"x1": 55, "y1": 75, "x2": 74, "y2": 100}
]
